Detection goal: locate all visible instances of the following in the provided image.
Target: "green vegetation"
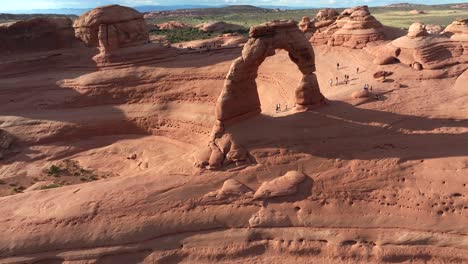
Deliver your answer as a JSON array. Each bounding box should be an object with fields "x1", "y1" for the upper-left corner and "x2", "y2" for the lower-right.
[
  {"x1": 47, "y1": 165, "x2": 61, "y2": 176},
  {"x1": 146, "y1": 5, "x2": 468, "y2": 30},
  {"x1": 40, "y1": 184, "x2": 61, "y2": 190},
  {"x1": 12, "y1": 186, "x2": 25, "y2": 193},
  {"x1": 372, "y1": 10, "x2": 468, "y2": 29},
  {"x1": 150, "y1": 27, "x2": 249, "y2": 43}
]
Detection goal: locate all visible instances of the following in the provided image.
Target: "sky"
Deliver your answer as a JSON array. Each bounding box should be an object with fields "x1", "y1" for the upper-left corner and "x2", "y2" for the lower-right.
[{"x1": 0, "y1": 0, "x2": 465, "y2": 11}]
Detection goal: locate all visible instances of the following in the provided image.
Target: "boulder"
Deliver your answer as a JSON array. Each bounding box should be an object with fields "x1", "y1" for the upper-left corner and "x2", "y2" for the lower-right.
[
  {"x1": 352, "y1": 89, "x2": 371, "y2": 98},
  {"x1": 205, "y1": 179, "x2": 253, "y2": 199},
  {"x1": 426, "y1": 24, "x2": 444, "y2": 35},
  {"x1": 408, "y1": 22, "x2": 428, "y2": 38},
  {"x1": 253, "y1": 171, "x2": 307, "y2": 199},
  {"x1": 373, "y1": 55, "x2": 398, "y2": 65},
  {"x1": 0, "y1": 17, "x2": 77, "y2": 54}
]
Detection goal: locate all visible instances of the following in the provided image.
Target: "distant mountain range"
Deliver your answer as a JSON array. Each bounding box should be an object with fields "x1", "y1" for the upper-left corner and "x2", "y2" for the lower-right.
[
  {"x1": 1, "y1": 4, "x2": 328, "y2": 15},
  {"x1": 1, "y1": 2, "x2": 467, "y2": 15}
]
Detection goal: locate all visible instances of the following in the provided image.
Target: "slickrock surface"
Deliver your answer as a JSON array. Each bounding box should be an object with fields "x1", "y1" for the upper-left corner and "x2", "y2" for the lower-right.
[{"x1": 0, "y1": 11, "x2": 468, "y2": 264}]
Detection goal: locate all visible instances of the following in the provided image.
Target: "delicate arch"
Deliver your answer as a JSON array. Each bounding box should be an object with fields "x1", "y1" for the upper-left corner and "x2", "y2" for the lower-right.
[{"x1": 215, "y1": 20, "x2": 326, "y2": 122}]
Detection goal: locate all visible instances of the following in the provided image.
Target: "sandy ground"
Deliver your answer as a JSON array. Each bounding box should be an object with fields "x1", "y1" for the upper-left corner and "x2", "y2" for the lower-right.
[{"x1": 0, "y1": 42, "x2": 467, "y2": 263}]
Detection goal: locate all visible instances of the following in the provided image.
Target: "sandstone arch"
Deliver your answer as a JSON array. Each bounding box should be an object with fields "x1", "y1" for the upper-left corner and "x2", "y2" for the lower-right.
[
  {"x1": 194, "y1": 21, "x2": 326, "y2": 170},
  {"x1": 215, "y1": 20, "x2": 325, "y2": 122}
]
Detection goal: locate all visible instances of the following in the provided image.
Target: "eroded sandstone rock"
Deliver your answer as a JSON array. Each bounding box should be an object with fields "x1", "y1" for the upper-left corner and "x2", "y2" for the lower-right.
[
  {"x1": 249, "y1": 208, "x2": 291, "y2": 227},
  {"x1": 73, "y1": 5, "x2": 148, "y2": 48},
  {"x1": 444, "y1": 19, "x2": 468, "y2": 42},
  {"x1": 196, "y1": 21, "x2": 245, "y2": 33},
  {"x1": 308, "y1": 6, "x2": 384, "y2": 49},
  {"x1": 253, "y1": 171, "x2": 306, "y2": 199},
  {"x1": 0, "y1": 17, "x2": 77, "y2": 54},
  {"x1": 370, "y1": 21, "x2": 468, "y2": 70},
  {"x1": 205, "y1": 179, "x2": 253, "y2": 199},
  {"x1": 217, "y1": 20, "x2": 324, "y2": 122},
  {"x1": 73, "y1": 5, "x2": 150, "y2": 64}
]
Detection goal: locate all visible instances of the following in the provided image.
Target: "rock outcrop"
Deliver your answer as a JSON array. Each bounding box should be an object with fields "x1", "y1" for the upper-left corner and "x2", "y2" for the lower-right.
[
  {"x1": 205, "y1": 179, "x2": 253, "y2": 199},
  {"x1": 157, "y1": 21, "x2": 191, "y2": 30},
  {"x1": 329, "y1": 6, "x2": 385, "y2": 48},
  {"x1": 0, "y1": 17, "x2": 77, "y2": 54},
  {"x1": 216, "y1": 20, "x2": 325, "y2": 122},
  {"x1": 409, "y1": 10, "x2": 427, "y2": 15},
  {"x1": 0, "y1": 129, "x2": 13, "y2": 160},
  {"x1": 253, "y1": 171, "x2": 306, "y2": 199},
  {"x1": 73, "y1": 5, "x2": 151, "y2": 65},
  {"x1": 196, "y1": 21, "x2": 246, "y2": 33},
  {"x1": 444, "y1": 19, "x2": 468, "y2": 42},
  {"x1": 371, "y1": 21, "x2": 468, "y2": 70},
  {"x1": 194, "y1": 20, "x2": 325, "y2": 170},
  {"x1": 307, "y1": 6, "x2": 385, "y2": 49}
]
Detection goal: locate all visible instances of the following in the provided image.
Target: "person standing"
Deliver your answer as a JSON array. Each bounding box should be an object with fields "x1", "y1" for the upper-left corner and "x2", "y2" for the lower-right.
[
  {"x1": 337, "y1": 63, "x2": 340, "y2": 70},
  {"x1": 356, "y1": 67, "x2": 360, "y2": 74},
  {"x1": 329, "y1": 79, "x2": 333, "y2": 87}
]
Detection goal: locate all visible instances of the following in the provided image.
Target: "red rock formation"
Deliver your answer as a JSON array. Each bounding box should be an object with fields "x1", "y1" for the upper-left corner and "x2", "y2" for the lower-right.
[
  {"x1": 157, "y1": 21, "x2": 191, "y2": 30},
  {"x1": 217, "y1": 20, "x2": 324, "y2": 122},
  {"x1": 0, "y1": 17, "x2": 77, "y2": 54},
  {"x1": 329, "y1": 6, "x2": 385, "y2": 48},
  {"x1": 371, "y1": 21, "x2": 468, "y2": 70},
  {"x1": 308, "y1": 6, "x2": 384, "y2": 49},
  {"x1": 73, "y1": 5, "x2": 148, "y2": 48},
  {"x1": 444, "y1": 19, "x2": 468, "y2": 42},
  {"x1": 196, "y1": 21, "x2": 246, "y2": 33},
  {"x1": 193, "y1": 20, "x2": 325, "y2": 170},
  {"x1": 73, "y1": 5, "x2": 152, "y2": 65}
]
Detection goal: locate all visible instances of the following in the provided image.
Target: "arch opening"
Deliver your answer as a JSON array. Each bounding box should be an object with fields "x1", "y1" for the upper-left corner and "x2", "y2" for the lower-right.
[{"x1": 215, "y1": 20, "x2": 326, "y2": 123}]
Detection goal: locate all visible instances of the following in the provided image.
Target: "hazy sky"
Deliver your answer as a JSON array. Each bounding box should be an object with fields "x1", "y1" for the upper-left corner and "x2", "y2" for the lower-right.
[{"x1": 0, "y1": 0, "x2": 464, "y2": 11}]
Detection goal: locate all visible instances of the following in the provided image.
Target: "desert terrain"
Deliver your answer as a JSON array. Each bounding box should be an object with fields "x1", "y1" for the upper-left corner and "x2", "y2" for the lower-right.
[{"x1": 0, "y1": 3, "x2": 468, "y2": 264}]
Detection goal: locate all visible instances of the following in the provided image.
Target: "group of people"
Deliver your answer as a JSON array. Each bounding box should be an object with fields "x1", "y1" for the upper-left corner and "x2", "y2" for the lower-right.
[
  {"x1": 275, "y1": 103, "x2": 291, "y2": 113},
  {"x1": 329, "y1": 74, "x2": 352, "y2": 87}
]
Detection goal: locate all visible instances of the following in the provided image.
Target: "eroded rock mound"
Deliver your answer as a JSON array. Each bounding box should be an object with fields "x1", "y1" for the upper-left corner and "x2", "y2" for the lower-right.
[
  {"x1": 157, "y1": 21, "x2": 191, "y2": 30},
  {"x1": 73, "y1": 5, "x2": 148, "y2": 47},
  {"x1": 253, "y1": 171, "x2": 306, "y2": 199},
  {"x1": 73, "y1": 5, "x2": 152, "y2": 64},
  {"x1": 249, "y1": 208, "x2": 291, "y2": 227},
  {"x1": 0, "y1": 17, "x2": 77, "y2": 54},
  {"x1": 196, "y1": 21, "x2": 246, "y2": 33},
  {"x1": 205, "y1": 179, "x2": 253, "y2": 199},
  {"x1": 444, "y1": 19, "x2": 468, "y2": 42},
  {"x1": 370, "y1": 21, "x2": 468, "y2": 70},
  {"x1": 409, "y1": 10, "x2": 427, "y2": 15},
  {"x1": 308, "y1": 6, "x2": 385, "y2": 48}
]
